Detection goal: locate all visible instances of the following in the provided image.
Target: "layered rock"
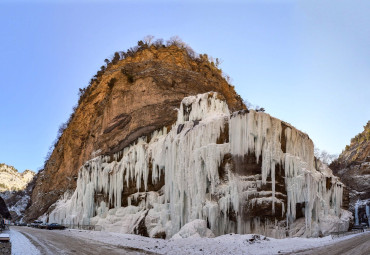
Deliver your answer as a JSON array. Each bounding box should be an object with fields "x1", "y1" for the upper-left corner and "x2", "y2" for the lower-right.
[
  {"x1": 331, "y1": 121, "x2": 370, "y2": 226},
  {"x1": 46, "y1": 92, "x2": 349, "y2": 238},
  {"x1": 25, "y1": 45, "x2": 245, "y2": 221}
]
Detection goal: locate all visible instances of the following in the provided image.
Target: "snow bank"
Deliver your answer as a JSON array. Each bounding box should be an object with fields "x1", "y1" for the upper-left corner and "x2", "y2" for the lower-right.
[
  {"x1": 171, "y1": 220, "x2": 214, "y2": 239},
  {"x1": 60, "y1": 228, "x2": 368, "y2": 255},
  {"x1": 10, "y1": 229, "x2": 40, "y2": 255}
]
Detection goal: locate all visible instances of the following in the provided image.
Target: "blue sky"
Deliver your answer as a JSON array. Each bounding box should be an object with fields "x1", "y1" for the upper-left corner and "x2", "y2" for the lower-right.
[{"x1": 0, "y1": 0, "x2": 369, "y2": 172}]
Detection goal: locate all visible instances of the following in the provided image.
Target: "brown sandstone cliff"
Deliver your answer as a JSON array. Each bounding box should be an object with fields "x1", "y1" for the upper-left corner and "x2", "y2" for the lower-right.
[
  {"x1": 25, "y1": 45, "x2": 245, "y2": 221},
  {"x1": 331, "y1": 121, "x2": 370, "y2": 210}
]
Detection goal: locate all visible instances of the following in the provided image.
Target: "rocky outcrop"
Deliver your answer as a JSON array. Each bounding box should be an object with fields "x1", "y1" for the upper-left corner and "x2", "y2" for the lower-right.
[
  {"x1": 331, "y1": 121, "x2": 370, "y2": 225},
  {"x1": 25, "y1": 45, "x2": 245, "y2": 222},
  {"x1": 0, "y1": 164, "x2": 35, "y2": 192}
]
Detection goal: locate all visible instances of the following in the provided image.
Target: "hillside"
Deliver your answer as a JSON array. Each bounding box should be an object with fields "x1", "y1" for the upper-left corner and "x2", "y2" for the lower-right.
[
  {"x1": 330, "y1": 121, "x2": 370, "y2": 225},
  {"x1": 25, "y1": 42, "x2": 245, "y2": 222}
]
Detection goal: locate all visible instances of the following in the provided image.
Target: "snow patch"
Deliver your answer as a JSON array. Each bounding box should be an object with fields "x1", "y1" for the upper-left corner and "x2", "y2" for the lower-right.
[
  {"x1": 171, "y1": 220, "x2": 214, "y2": 239},
  {"x1": 10, "y1": 229, "x2": 40, "y2": 255}
]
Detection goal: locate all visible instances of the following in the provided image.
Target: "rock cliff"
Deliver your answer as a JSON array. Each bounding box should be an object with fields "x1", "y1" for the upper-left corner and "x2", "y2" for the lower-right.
[
  {"x1": 331, "y1": 121, "x2": 370, "y2": 226},
  {"x1": 25, "y1": 44, "x2": 245, "y2": 222}
]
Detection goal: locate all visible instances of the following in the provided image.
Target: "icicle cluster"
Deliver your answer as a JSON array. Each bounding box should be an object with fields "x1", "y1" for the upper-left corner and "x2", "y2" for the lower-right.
[{"x1": 48, "y1": 92, "x2": 347, "y2": 238}]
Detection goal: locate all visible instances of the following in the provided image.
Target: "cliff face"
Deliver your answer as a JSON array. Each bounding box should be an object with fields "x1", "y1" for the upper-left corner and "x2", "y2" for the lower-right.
[
  {"x1": 331, "y1": 121, "x2": 370, "y2": 225},
  {"x1": 25, "y1": 46, "x2": 245, "y2": 221},
  {"x1": 46, "y1": 92, "x2": 349, "y2": 238}
]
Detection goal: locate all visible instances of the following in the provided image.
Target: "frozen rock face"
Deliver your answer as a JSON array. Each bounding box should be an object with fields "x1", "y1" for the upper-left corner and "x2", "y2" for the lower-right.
[
  {"x1": 331, "y1": 121, "x2": 370, "y2": 225},
  {"x1": 0, "y1": 164, "x2": 36, "y2": 221},
  {"x1": 0, "y1": 164, "x2": 35, "y2": 192},
  {"x1": 46, "y1": 92, "x2": 348, "y2": 238},
  {"x1": 25, "y1": 46, "x2": 245, "y2": 222}
]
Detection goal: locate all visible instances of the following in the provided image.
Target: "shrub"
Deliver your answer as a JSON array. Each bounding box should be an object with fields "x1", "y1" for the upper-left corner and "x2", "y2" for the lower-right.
[
  {"x1": 107, "y1": 78, "x2": 117, "y2": 89},
  {"x1": 121, "y1": 69, "x2": 134, "y2": 83},
  {"x1": 111, "y1": 52, "x2": 120, "y2": 65}
]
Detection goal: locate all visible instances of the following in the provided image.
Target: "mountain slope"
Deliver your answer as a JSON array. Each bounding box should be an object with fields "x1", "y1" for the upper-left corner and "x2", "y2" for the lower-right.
[{"x1": 0, "y1": 164, "x2": 35, "y2": 192}]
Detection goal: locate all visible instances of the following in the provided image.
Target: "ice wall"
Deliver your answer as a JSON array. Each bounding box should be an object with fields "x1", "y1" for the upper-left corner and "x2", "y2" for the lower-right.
[
  {"x1": 47, "y1": 92, "x2": 347, "y2": 238},
  {"x1": 355, "y1": 201, "x2": 359, "y2": 225}
]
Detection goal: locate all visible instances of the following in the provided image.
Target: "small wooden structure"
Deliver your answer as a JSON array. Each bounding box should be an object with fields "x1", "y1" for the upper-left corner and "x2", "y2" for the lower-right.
[{"x1": 0, "y1": 233, "x2": 10, "y2": 242}]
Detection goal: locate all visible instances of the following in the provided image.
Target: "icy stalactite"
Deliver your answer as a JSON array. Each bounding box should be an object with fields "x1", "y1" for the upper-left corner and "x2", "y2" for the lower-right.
[
  {"x1": 355, "y1": 201, "x2": 359, "y2": 225},
  {"x1": 48, "y1": 92, "x2": 347, "y2": 238}
]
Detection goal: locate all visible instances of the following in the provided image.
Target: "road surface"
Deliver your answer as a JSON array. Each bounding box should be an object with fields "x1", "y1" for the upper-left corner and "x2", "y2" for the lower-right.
[
  {"x1": 11, "y1": 226, "x2": 157, "y2": 255},
  {"x1": 292, "y1": 231, "x2": 370, "y2": 255}
]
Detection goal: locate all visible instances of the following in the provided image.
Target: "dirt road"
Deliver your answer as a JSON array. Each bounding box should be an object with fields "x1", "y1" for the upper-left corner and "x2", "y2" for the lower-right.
[
  {"x1": 11, "y1": 226, "x2": 157, "y2": 255},
  {"x1": 292, "y1": 231, "x2": 370, "y2": 255}
]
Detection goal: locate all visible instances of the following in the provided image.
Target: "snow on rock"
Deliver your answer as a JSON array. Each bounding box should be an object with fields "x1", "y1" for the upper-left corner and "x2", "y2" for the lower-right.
[
  {"x1": 171, "y1": 219, "x2": 214, "y2": 239},
  {"x1": 46, "y1": 92, "x2": 349, "y2": 239},
  {"x1": 0, "y1": 164, "x2": 35, "y2": 192}
]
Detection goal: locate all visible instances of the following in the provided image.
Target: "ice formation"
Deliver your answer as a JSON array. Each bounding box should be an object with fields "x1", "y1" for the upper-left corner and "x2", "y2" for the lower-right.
[
  {"x1": 355, "y1": 201, "x2": 360, "y2": 225},
  {"x1": 47, "y1": 92, "x2": 348, "y2": 238}
]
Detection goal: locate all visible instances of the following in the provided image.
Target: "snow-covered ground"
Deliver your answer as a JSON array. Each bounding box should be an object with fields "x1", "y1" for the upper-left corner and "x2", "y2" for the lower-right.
[
  {"x1": 59, "y1": 228, "x2": 368, "y2": 255},
  {"x1": 9, "y1": 229, "x2": 40, "y2": 255},
  {"x1": 8, "y1": 225, "x2": 369, "y2": 255}
]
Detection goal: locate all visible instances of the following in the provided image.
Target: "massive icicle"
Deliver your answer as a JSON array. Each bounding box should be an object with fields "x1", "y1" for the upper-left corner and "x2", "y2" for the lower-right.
[{"x1": 47, "y1": 92, "x2": 348, "y2": 238}]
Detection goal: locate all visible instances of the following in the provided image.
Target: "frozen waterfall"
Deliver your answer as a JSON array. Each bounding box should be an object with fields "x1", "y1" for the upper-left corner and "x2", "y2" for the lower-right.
[{"x1": 47, "y1": 92, "x2": 348, "y2": 238}]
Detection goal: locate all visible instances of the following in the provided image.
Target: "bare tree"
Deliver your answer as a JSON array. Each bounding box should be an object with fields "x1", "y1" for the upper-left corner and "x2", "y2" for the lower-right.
[
  {"x1": 243, "y1": 99, "x2": 253, "y2": 109},
  {"x1": 215, "y1": 58, "x2": 223, "y2": 67},
  {"x1": 166, "y1": 36, "x2": 185, "y2": 47},
  {"x1": 315, "y1": 147, "x2": 338, "y2": 165},
  {"x1": 143, "y1": 35, "x2": 155, "y2": 45}
]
